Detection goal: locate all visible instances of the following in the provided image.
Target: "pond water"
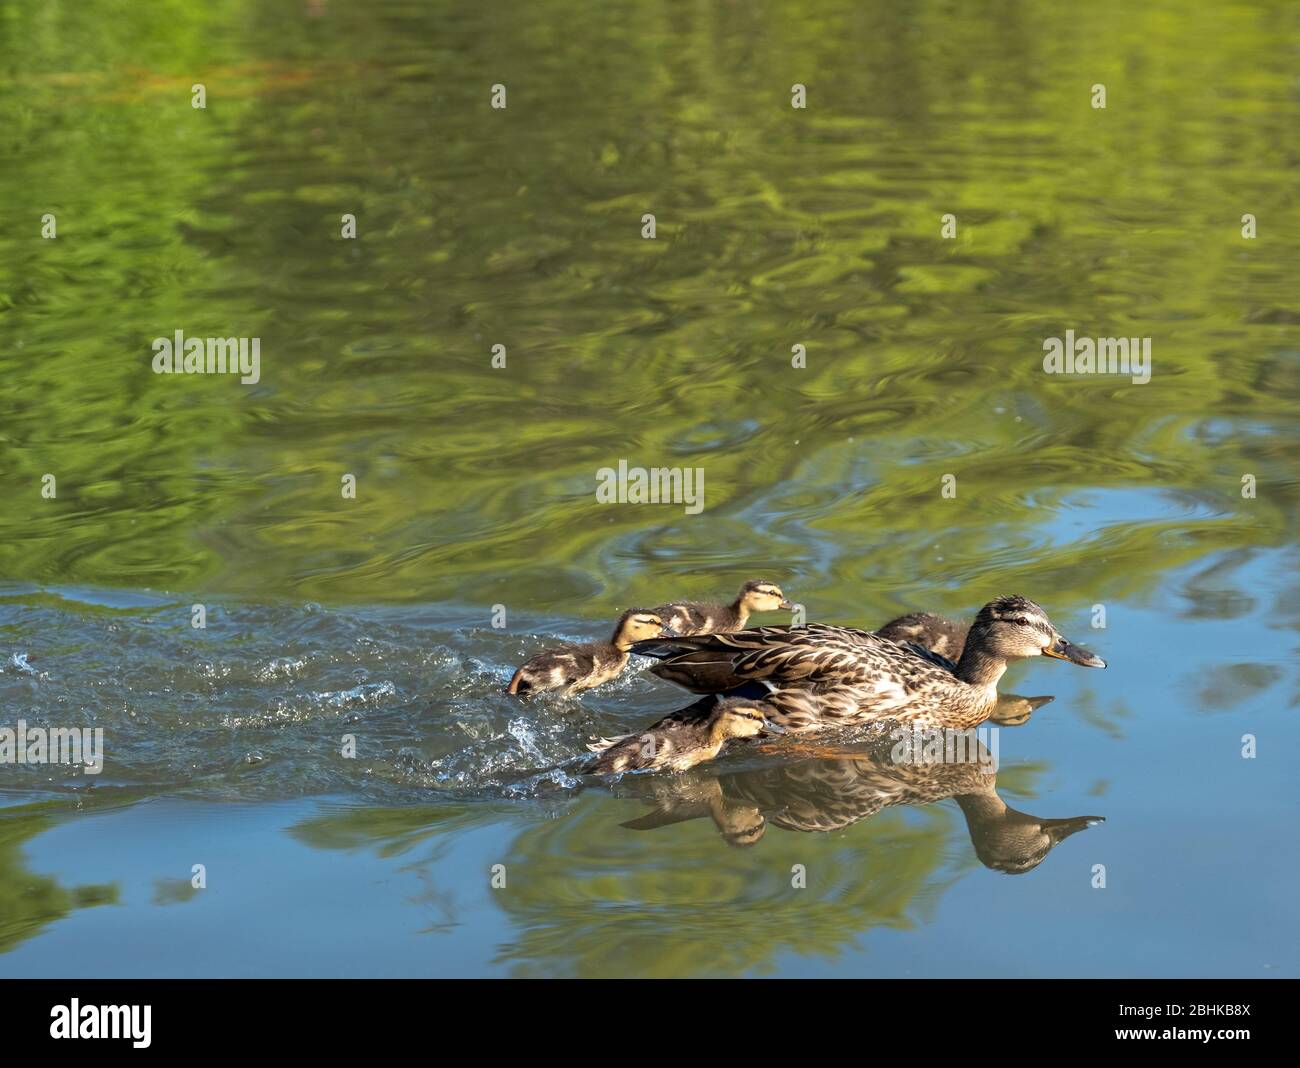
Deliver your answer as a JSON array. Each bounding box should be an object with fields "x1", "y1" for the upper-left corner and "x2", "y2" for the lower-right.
[{"x1": 0, "y1": 0, "x2": 1296, "y2": 977}]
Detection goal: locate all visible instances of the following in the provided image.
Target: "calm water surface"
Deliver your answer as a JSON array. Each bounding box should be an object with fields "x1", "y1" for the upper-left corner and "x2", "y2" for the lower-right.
[{"x1": 0, "y1": 0, "x2": 1297, "y2": 977}]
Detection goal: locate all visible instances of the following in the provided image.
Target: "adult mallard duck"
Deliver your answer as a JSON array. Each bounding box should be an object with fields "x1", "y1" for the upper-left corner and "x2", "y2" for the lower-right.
[
  {"x1": 875, "y1": 611, "x2": 969, "y2": 659},
  {"x1": 506, "y1": 609, "x2": 674, "y2": 696},
  {"x1": 631, "y1": 595, "x2": 1105, "y2": 731},
  {"x1": 582, "y1": 698, "x2": 781, "y2": 775},
  {"x1": 652, "y1": 579, "x2": 793, "y2": 637}
]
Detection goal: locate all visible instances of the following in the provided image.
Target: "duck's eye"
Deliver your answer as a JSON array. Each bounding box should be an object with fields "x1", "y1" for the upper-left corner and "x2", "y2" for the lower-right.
[{"x1": 1012, "y1": 617, "x2": 1030, "y2": 626}]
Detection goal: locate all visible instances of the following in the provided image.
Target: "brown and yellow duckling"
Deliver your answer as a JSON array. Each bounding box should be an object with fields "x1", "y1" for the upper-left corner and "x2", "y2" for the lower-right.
[
  {"x1": 633, "y1": 595, "x2": 1105, "y2": 732},
  {"x1": 875, "y1": 611, "x2": 969, "y2": 660},
  {"x1": 582, "y1": 698, "x2": 780, "y2": 775},
  {"x1": 506, "y1": 609, "x2": 673, "y2": 696},
  {"x1": 652, "y1": 579, "x2": 794, "y2": 637}
]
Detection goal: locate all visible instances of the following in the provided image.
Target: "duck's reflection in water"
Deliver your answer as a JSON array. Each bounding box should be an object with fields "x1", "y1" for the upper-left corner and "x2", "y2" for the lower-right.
[{"x1": 609, "y1": 693, "x2": 1102, "y2": 874}]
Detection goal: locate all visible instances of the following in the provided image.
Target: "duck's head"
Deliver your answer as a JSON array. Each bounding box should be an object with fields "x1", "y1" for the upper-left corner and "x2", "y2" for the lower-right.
[
  {"x1": 736, "y1": 579, "x2": 795, "y2": 613},
  {"x1": 614, "y1": 609, "x2": 676, "y2": 648},
  {"x1": 712, "y1": 698, "x2": 783, "y2": 740},
  {"x1": 967, "y1": 596, "x2": 1106, "y2": 668}
]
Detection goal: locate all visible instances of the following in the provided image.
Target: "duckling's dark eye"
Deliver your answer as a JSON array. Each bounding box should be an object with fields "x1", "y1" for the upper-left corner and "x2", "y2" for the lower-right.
[{"x1": 1011, "y1": 617, "x2": 1030, "y2": 626}]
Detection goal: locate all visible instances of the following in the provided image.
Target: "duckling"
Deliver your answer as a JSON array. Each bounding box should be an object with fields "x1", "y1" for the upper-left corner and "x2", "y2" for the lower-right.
[
  {"x1": 632, "y1": 594, "x2": 1105, "y2": 732},
  {"x1": 505, "y1": 609, "x2": 673, "y2": 696},
  {"x1": 875, "y1": 611, "x2": 970, "y2": 660},
  {"x1": 652, "y1": 579, "x2": 793, "y2": 637},
  {"x1": 581, "y1": 698, "x2": 779, "y2": 775}
]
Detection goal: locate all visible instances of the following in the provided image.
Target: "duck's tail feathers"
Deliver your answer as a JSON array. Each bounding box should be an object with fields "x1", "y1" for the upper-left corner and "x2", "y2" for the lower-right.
[{"x1": 586, "y1": 734, "x2": 631, "y2": 753}]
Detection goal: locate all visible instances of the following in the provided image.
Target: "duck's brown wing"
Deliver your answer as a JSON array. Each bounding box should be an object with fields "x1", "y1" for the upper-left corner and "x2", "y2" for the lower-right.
[
  {"x1": 631, "y1": 624, "x2": 805, "y2": 693},
  {"x1": 633, "y1": 623, "x2": 944, "y2": 695}
]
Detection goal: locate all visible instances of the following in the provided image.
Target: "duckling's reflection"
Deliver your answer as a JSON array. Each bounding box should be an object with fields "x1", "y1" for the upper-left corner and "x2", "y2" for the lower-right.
[{"x1": 610, "y1": 693, "x2": 1101, "y2": 874}]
